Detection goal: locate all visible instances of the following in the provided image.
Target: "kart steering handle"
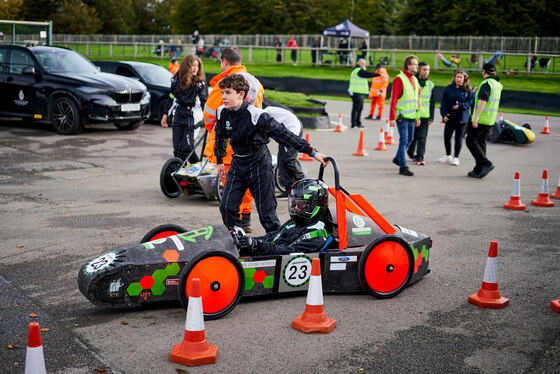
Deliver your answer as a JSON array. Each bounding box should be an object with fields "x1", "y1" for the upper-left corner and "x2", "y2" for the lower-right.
[{"x1": 318, "y1": 157, "x2": 348, "y2": 193}]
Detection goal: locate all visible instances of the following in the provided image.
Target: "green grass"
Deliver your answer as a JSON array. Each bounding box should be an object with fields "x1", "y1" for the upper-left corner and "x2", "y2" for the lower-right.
[{"x1": 265, "y1": 90, "x2": 322, "y2": 107}]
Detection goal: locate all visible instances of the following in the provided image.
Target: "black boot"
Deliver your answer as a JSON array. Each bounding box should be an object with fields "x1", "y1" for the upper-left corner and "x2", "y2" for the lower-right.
[
  {"x1": 399, "y1": 166, "x2": 414, "y2": 176},
  {"x1": 365, "y1": 114, "x2": 373, "y2": 120},
  {"x1": 240, "y1": 213, "x2": 253, "y2": 233}
]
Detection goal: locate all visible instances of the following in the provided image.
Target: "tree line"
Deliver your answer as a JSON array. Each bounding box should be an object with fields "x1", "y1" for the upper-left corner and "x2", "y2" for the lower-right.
[{"x1": 1, "y1": 0, "x2": 558, "y2": 36}]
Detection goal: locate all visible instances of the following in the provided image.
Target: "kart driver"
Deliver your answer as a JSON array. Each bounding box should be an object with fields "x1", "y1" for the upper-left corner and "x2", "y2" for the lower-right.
[{"x1": 235, "y1": 178, "x2": 333, "y2": 255}]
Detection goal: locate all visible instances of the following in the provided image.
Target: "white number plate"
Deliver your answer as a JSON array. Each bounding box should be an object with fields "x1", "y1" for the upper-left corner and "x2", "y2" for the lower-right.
[{"x1": 121, "y1": 103, "x2": 140, "y2": 112}]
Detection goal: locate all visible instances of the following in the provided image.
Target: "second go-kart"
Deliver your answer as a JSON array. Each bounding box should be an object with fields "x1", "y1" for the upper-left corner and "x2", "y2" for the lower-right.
[
  {"x1": 489, "y1": 118, "x2": 535, "y2": 145},
  {"x1": 79, "y1": 157, "x2": 432, "y2": 319}
]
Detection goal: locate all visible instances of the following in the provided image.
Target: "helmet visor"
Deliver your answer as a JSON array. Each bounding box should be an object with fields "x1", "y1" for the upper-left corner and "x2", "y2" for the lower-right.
[{"x1": 288, "y1": 196, "x2": 317, "y2": 219}]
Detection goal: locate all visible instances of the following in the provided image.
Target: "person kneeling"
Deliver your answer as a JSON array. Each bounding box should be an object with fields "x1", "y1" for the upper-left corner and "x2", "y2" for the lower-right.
[{"x1": 235, "y1": 179, "x2": 332, "y2": 256}]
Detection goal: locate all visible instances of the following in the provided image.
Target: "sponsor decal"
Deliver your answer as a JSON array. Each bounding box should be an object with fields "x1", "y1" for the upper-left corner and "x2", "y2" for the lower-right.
[
  {"x1": 225, "y1": 120, "x2": 232, "y2": 130},
  {"x1": 331, "y1": 256, "x2": 357, "y2": 263},
  {"x1": 352, "y1": 215, "x2": 366, "y2": 228},
  {"x1": 241, "y1": 260, "x2": 276, "y2": 268},
  {"x1": 330, "y1": 263, "x2": 346, "y2": 271},
  {"x1": 283, "y1": 255, "x2": 312, "y2": 287},
  {"x1": 400, "y1": 227, "x2": 418, "y2": 237},
  {"x1": 165, "y1": 278, "x2": 179, "y2": 286},
  {"x1": 14, "y1": 90, "x2": 29, "y2": 106},
  {"x1": 84, "y1": 252, "x2": 117, "y2": 275},
  {"x1": 108, "y1": 279, "x2": 123, "y2": 297},
  {"x1": 352, "y1": 227, "x2": 372, "y2": 235},
  {"x1": 139, "y1": 291, "x2": 151, "y2": 301}
]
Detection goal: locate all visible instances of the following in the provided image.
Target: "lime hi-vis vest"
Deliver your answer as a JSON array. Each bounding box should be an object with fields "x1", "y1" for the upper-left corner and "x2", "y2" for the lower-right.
[
  {"x1": 395, "y1": 72, "x2": 420, "y2": 119},
  {"x1": 348, "y1": 67, "x2": 370, "y2": 95},
  {"x1": 419, "y1": 80, "x2": 434, "y2": 119},
  {"x1": 472, "y1": 77, "x2": 503, "y2": 126}
]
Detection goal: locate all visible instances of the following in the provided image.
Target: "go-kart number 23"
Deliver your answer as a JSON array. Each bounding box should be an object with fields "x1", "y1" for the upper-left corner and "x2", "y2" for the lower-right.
[{"x1": 283, "y1": 256, "x2": 312, "y2": 287}]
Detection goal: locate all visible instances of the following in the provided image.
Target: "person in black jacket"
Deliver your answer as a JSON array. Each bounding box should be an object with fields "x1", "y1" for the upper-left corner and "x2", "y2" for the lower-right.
[
  {"x1": 438, "y1": 70, "x2": 474, "y2": 166},
  {"x1": 235, "y1": 178, "x2": 333, "y2": 255},
  {"x1": 168, "y1": 55, "x2": 208, "y2": 164},
  {"x1": 215, "y1": 74, "x2": 327, "y2": 233}
]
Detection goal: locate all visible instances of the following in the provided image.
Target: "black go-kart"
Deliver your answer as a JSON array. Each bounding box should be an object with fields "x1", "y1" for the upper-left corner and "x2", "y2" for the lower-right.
[{"x1": 79, "y1": 157, "x2": 432, "y2": 319}]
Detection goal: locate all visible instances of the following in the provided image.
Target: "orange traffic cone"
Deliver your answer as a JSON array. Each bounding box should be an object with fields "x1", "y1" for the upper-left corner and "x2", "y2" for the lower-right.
[
  {"x1": 298, "y1": 133, "x2": 315, "y2": 161},
  {"x1": 25, "y1": 322, "x2": 47, "y2": 374},
  {"x1": 499, "y1": 112, "x2": 504, "y2": 122},
  {"x1": 384, "y1": 120, "x2": 390, "y2": 141},
  {"x1": 292, "y1": 258, "x2": 336, "y2": 334},
  {"x1": 386, "y1": 121, "x2": 397, "y2": 145},
  {"x1": 531, "y1": 170, "x2": 555, "y2": 207},
  {"x1": 333, "y1": 113, "x2": 345, "y2": 133},
  {"x1": 551, "y1": 299, "x2": 560, "y2": 313},
  {"x1": 504, "y1": 171, "x2": 526, "y2": 210},
  {"x1": 374, "y1": 127, "x2": 388, "y2": 151},
  {"x1": 468, "y1": 241, "x2": 509, "y2": 309},
  {"x1": 550, "y1": 174, "x2": 560, "y2": 200},
  {"x1": 352, "y1": 129, "x2": 369, "y2": 157},
  {"x1": 170, "y1": 278, "x2": 218, "y2": 367},
  {"x1": 541, "y1": 116, "x2": 551, "y2": 134}
]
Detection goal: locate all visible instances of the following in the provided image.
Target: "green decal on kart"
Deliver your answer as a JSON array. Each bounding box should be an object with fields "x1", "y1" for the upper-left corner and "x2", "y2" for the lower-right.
[
  {"x1": 351, "y1": 215, "x2": 372, "y2": 236},
  {"x1": 283, "y1": 255, "x2": 312, "y2": 288},
  {"x1": 126, "y1": 262, "x2": 182, "y2": 297},
  {"x1": 177, "y1": 226, "x2": 213, "y2": 243},
  {"x1": 241, "y1": 259, "x2": 276, "y2": 290},
  {"x1": 410, "y1": 244, "x2": 429, "y2": 274}
]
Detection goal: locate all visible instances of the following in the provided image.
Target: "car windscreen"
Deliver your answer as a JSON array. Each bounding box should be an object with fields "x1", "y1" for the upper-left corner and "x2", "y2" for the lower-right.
[
  {"x1": 32, "y1": 49, "x2": 99, "y2": 74},
  {"x1": 133, "y1": 63, "x2": 172, "y2": 86}
]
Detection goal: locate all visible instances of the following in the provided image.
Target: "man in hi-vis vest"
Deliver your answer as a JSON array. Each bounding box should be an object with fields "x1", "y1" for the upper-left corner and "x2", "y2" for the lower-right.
[
  {"x1": 466, "y1": 62, "x2": 503, "y2": 178},
  {"x1": 407, "y1": 61, "x2": 434, "y2": 165},
  {"x1": 348, "y1": 58, "x2": 380, "y2": 128},
  {"x1": 389, "y1": 55, "x2": 420, "y2": 176}
]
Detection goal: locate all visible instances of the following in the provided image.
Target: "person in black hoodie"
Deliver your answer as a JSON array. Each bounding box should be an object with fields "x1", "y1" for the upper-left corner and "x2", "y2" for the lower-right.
[
  {"x1": 438, "y1": 70, "x2": 474, "y2": 166},
  {"x1": 169, "y1": 55, "x2": 208, "y2": 163}
]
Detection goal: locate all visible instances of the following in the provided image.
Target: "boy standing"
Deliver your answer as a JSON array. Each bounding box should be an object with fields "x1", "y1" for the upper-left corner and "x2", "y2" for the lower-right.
[{"x1": 215, "y1": 74, "x2": 327, "y2": 232}]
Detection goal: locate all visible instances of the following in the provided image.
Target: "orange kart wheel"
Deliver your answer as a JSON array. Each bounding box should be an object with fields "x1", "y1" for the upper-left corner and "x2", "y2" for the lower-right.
[
  {"x1": 139, "y1": 224, "x2": 187, "y2": 243},
  {"x1": 178, "y1": 251, "x2": 244, "y2": 320},
  {"x1": 358, "y1": 236, "x2": 414, "y2": 298}
]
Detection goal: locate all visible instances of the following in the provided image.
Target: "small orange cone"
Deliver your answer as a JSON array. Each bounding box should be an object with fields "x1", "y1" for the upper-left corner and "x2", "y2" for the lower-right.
[
  {"x1": 352, "y1": 129, "x2": 369, "y2": 157},
  {"x1": 386, "y1": 121, "x2": 397, "y2": 145},
  {"x1": 333, "y1": 113, "x2": 345, "y2": 133},
  {"x1": 25, "y1": 322, "x2": 47, "y2": 374},
  {"x1": 468, "y1": 241, "x2": 509, "y2": 309},
  {"x1": 550, "y1": 174, "x2": 560, "y2": 200},
  {"x1": 374, "y1": 127, "x2": 388, "y2": 151},
  {"x1": 298, "y1": 133, "x2": 315, "y2": 161},
  {"x1": 531, "y1": 170, "x2": 555, "y2": 207},
  {"x1": 551, "y1": 299, "x2": 560, "y2": 313},
  {"x1": 504, "y1": 171, "x2": 526, "y2": 210},
  {"x1": 541, "y1": 116, "x2": 551, "y2": 134},
  {"x1": 499, "y1": 112, "x2": 503, "y2": 122},
  {"x1": 170, "y1": 278, "x2": 218, "y2": 367},
  {"x1": 384, "y1": 120, "x2": 390, "y2": 141},
  {"x1": 292, "y1": 258, "x2": 336, "y2": 334}
]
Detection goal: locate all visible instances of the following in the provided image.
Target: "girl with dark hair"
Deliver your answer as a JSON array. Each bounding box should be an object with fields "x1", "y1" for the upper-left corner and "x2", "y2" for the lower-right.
[
  {"x1": 169, "y1": 55, "x2": 208, "y2": 163},
  {"x1": 438, "y1": 70, "x2": 474, "y2": 166}
]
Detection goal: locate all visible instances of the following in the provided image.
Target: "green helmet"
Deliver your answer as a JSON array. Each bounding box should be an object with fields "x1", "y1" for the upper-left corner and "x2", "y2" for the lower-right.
[{"x1": 288, "y1": 178, "x2": 329, "y2": 224}]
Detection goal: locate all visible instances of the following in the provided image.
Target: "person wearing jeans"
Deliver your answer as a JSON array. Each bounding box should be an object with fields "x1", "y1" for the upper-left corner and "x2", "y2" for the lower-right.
[{"x1": 389, "y1": 55, "x2": 420, "y2": 176}]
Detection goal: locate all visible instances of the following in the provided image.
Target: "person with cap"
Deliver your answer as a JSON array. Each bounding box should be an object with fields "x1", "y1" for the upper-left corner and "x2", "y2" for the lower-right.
[
  {"x1": 168, "y1": 57, "x2": 179, "y2": 75},
  {"x1": 466, "y1": 62, "x2": 503, "y2": 178},
  {"x1": 348, "y1": 58, "x2": 380, "y2": 129},
  {"x1": 234, "y1": 178, "x2": 332, "y2": 255}
]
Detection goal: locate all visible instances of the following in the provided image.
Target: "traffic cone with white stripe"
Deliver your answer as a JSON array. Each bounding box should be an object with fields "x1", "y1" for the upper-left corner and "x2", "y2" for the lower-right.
[
  {"x1": 374, "y1": 127, "x2": 388, "y2": 151},
  {"x1": 550, "y1": 174, "x2": 560, "y2": 199},
  {"x1": 499, "y1": 112, "x2": 504, "y2": 122},
  {"x1": 551, "y1": 300, "x2": 560, "y2": 313},
  {"x1": 531, "y1": 170, "x2": 555, "y2": 207},
  {"x1": 333, "y1": 113, "x2": 345, "y2": 133},
  {"x1": 292, "y1": 258, "x2": 336, "y2": 334},
  {"x1": 541, "y1": 116, "x2": 551, "y2": 134},
  {"x1": 386, "y1": 120, "x2": 397, "y2": 145},
  {"x1": 504, "y1": 171, "x2": 526, "y2": 210},
  {"x1": 384, "y1": 120, "x2": 390, "y2": 141},
  {"x1": 170, "y1": 278, "x2": 217, "y2": 367},
  {"x1": 25, "y1": 322, "x2": 47, "y2": 374},
  {"x1": 298, "y1": 133, "x2": 315, "y2": 161},
  {"x1": 352, "y1": 129, "x2": 369, "y2": 157},
  {"x1": 468, "y1": 241, "x2": 509, "y2": 309}
]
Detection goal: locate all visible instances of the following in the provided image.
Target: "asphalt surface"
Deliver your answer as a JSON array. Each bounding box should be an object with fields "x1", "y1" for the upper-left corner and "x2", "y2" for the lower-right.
[{"x1": 0, "y1": 105, "x2": 559, "y2": 374}]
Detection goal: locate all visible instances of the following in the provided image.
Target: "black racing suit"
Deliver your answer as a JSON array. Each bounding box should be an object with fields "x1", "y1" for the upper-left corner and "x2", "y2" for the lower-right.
[
  {"x1": 170, "y1": 77, "x2": 208, "y2": 163},
  {"x1": 215, "y1": 101, "x2": 315, "y2": 232},
  {"x1": 255, "y1": 215, "x2": 332, "y2": 255}
]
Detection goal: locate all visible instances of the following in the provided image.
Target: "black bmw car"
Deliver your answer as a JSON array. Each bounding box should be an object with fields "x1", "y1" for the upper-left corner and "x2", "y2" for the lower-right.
[
  {"x1": 93, "y1": 60, "x2": 173, "y2": 122},
  {"x1": 0, "y1": 45, "x2": 150, "y2": 134}
]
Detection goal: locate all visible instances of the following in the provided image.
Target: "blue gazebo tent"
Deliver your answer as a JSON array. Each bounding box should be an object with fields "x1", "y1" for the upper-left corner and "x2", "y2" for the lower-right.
[{"x1": 322, "y1": 19, "x2": 370, "y2": 39}]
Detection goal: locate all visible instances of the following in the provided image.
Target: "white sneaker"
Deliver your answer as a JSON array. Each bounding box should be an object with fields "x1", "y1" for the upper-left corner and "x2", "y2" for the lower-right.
[
  {"x1": 438, "y1": 155, "x2": 452, "y2": 164},
  {"x1": 451, "y1": 157, "x2": 460, "y2": 166}
]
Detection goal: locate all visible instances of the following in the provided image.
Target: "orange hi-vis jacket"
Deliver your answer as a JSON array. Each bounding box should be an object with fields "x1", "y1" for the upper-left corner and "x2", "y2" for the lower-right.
[
  {"x1": 369, "y1": 67, "x2": 389, "y2": 98},
  {"x1": 203, "y1": 65, "x2": 264, "y2": 164},
  {"x1": 168, "y1": 62, "x2": 179, "y2": 75}
]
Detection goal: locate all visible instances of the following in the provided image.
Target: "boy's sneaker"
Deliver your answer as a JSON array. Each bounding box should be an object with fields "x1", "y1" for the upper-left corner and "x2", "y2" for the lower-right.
[
  {"x1": 365, "y1": 114, "x2": 373, "y2": 120},
  {"x1": 275, "y1": 191, "x2": 289, "y2": 200},
  {"x1": 375, "y1": 116, "x2": 382, "y2": 120},
  {"x1": 417, "y1": 160, "x2": 426, "y2": 165},
  {"x1": 240, "y1": 213, "x2": 253, "y2": 233},
  {"x1": 451, "y1": 157, "x2": 460, "y2": 166},
  {"x1": 438, "y1": 155, "x2": 452, "y2": 164}
]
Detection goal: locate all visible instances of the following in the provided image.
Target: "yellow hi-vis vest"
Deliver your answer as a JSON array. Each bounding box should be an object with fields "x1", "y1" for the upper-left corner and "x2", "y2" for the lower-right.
[
  {"x1": 472, "y1": 77, "x2": 503, "y2": 126},
  {"x1": 418, "y1": 80, "x2": 434, "y2": 119},
  {"x1": 348, "y1": 67, "x2": 370, "y2": 95},
  {"x1": 395, "y1": 72, "x2": 420, "y2": 119}
]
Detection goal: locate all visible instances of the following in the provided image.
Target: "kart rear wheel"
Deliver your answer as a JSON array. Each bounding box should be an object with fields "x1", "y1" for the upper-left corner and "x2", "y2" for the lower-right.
[
  {"x1": 178, "y1": 251, "x2": 244, "y2": 320},
  {"x1": 522, "y1": 123, "x2": 531, "y2": 130},
  {"x1": 274, "y1": 163, "x2": 286, "y2": 193},
  {"x1": 216, "y1": 178, "x2": 225, "y2": 202},
  {"x1": 358, "y1": 236, "x2": 414, "y2": 299},
  {"x1": 160, "y1": 157, "x2": 183, "y2": 198},
  {"x1": 488, "y1": 124, "x2": 501, "y2": 143},
  {"x1": 140, "y1": 224, "x2": 187, "y2": 243}
]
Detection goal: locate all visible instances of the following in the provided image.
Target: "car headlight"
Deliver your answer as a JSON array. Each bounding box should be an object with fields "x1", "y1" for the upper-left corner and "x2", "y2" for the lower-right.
[
  {"x1": 76, "y1": 86, "x2": 107, "y2": 94},
  {"x1": 142, "y1": 91, "x2": 151, "y2": 103}
]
